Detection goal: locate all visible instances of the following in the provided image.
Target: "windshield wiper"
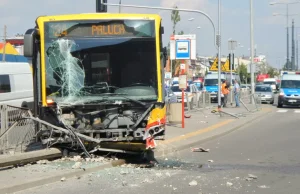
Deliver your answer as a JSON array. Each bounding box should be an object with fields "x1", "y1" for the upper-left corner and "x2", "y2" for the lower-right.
[{"x1": 99, "y1": 93, "x2": 147, "y2": 107}]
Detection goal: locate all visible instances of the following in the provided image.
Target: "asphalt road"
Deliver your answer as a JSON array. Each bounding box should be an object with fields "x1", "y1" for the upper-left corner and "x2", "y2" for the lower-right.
[{"x1": 16, "y1": 106, "x2": 300, "y2": 194}]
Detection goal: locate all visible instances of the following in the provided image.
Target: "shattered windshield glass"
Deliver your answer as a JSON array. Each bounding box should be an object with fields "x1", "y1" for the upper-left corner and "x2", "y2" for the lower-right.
[{"x1": 44, "y1": 20, "x2": 158, "y2": 105}]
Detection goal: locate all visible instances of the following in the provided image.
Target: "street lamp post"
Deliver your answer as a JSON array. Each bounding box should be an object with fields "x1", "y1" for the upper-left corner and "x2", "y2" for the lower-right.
[
  {"x1": 270, "y1": 1, "x2": 300, "y2": 71},
  {"x1": 217, "y1": 0, "x2": 222, "y2": 109},
  {"x1": 100, "y1": 0, "x2": 223, "y2": 108},
  {"x1": 250, "y1": 0, "x2": 255, "y2": 101},
  {"x1": 228, "y1": 39, "x2": 237, "y2": 105}
]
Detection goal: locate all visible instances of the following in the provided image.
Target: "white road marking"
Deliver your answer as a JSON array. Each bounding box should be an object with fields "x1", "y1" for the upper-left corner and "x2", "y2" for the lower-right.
[
  {"x1": 276, "y1": 110, "x2": 288, "y2": 113},
  {"x1": 294, "y1": 110, "x2": 300, "y2": 113}
]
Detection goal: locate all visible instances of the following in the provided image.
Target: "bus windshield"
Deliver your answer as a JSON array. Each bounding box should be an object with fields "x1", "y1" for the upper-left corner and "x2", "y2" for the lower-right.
[
  {"x1": 281, "y1": 80, "x2": 300, "y2": 89},
  {"x1": 43, "y1": 19, "x2": 158, "y2": 104}
]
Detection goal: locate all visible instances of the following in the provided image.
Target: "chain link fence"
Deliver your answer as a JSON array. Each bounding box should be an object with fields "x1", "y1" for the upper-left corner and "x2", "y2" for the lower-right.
[{"x1": 0, "y1": 105, "x2": 36, "y2": 154}]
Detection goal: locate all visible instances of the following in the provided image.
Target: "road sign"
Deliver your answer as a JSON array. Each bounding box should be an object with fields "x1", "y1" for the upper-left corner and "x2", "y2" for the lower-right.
[
  {"x1": 210, "y1": 58, "x2": 235, "y2": 72},
  {"x1": 179, "y1": 75, "x2": 187, "y2": 89},
  {"x1": 170, "y1": 34, "x2": 196, "y2": 60},
  {"x1": 180, "y1": 63, "x2": 186, "y2": 69}
]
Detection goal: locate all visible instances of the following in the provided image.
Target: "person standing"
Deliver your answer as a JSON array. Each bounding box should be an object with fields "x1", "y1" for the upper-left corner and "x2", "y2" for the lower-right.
[
  {"x1": 233, "y1": 79, "x2": 240, "y2": 107},
  {"x1": 221, "y1": 80, "x2": 229, "y2": 107}
]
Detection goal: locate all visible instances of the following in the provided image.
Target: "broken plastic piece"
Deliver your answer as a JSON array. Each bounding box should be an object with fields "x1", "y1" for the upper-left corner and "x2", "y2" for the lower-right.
[{"x1": 191, "y1": 147, "x2": 210, "y2": 152}]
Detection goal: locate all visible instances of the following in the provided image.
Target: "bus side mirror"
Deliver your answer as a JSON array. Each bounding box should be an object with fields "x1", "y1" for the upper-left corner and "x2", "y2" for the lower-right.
[
  {"x1": 24, "y1": 28, "x2": 37, "y2": 58},
  {"x1": 163, "y1": 47, "x2": 167, "y2": 67}
]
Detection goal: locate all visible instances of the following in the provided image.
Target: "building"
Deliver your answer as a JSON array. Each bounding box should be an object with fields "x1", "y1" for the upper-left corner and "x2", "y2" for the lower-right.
[{"x1": 6, "y1": 35, "x2": 24, "y2": 55}]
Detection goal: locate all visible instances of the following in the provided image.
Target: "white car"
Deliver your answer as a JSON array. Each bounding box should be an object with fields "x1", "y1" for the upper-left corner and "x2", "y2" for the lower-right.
[{"x1": 171, "y1": 84, "x2": 201, "y2": 104}]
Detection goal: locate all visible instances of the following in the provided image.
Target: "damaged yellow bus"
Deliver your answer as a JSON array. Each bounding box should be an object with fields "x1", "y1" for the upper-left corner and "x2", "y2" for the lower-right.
[{"x1": 23, "y1": 13, "x2": 167, "y2": 157}]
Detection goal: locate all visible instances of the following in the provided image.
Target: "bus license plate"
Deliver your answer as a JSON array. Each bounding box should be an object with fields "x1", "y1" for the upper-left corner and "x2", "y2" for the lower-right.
[{"x1": 288, "y1": 100, "x2": 297, "y2": 103}]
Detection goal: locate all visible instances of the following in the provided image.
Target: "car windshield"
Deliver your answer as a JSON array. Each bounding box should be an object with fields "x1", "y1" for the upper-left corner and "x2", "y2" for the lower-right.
[
  {"x1": 255, "y1": 86, "x2": 272, "y2": 92},
  {"x1": 204, "y1": 79, "x2": 225, "y2": 86},
  {"x1": 263, "y1": 81, "x2": 276, "y2": 85},
  {"x1": 171, "y1": 86, "x2": 190, "y2": 92},
  {"x1": 281, "y1": 80, "x2": 300, "y2": 89}
]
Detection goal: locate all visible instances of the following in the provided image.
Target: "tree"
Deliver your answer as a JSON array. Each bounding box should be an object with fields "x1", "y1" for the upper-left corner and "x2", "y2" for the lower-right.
[
  {"x1": 267, "y1": 66, "x2": 279, "y2": 78},
  {"x1": 171, "y1": 6, "x2": 181, "y2": 35},
  {"x1": 236, "y1": 63, "x2": 250, "y2": 84},
  {"x1": 178, "y1": 30, "x2": 184, "y2": 35}
]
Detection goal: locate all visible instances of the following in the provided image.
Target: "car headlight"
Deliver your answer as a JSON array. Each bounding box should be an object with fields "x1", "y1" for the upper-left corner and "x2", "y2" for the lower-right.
[{"x1": 279, "y1": 89, "x2": 285, "y2": 96}]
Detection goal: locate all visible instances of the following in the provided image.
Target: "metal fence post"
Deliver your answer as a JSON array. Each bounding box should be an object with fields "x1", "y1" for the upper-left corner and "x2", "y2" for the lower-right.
[{"x1": 186, "y1": 93, "x2": 191, "y2": 111}]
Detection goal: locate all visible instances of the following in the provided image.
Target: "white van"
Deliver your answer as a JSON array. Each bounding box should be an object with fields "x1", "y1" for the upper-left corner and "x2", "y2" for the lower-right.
[
  {"x1": 0, "y1": 62, "x2": 33, "y2": 108},
  {"x1": 263, "y1": 78, "x2": 277, "y2": 91}
]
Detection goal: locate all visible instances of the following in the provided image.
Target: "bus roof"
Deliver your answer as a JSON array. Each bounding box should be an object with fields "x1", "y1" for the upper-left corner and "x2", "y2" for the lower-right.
[{"x1": 36, "y1": 13, "x2": 161, "y2": 22}]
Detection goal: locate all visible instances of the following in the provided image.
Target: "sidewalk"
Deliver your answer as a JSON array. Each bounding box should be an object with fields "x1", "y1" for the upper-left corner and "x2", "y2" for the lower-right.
[
  {"x1": 0, "y1": 157, "x2": 124, "y2": 194},
  {"x1": 155, "y1": 104, "x2": 274, "y2": 157}
]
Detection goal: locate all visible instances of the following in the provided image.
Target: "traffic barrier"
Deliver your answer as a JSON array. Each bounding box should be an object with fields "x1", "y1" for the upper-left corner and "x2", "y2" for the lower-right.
[
  {"x1": 184, "y1": 92, "x2": 211, "y2": 111},
  {"x1": 0, "y1": 105, "x2": 36, "y2": 154}
]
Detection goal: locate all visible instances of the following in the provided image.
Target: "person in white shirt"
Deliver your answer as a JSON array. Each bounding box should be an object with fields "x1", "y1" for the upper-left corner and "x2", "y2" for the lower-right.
[{"x1": 233, "y1": 79, "x2": 240, "y2": 107}]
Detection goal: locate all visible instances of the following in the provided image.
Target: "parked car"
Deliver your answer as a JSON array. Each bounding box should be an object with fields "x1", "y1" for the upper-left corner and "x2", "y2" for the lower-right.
[
  {"x1": 0, "y1": 62, "x2": 33, "y2": 109},
  {"x1": 263, "y1": 78, "x2": 278, "y2": 91},
  {"x1": 165, "y1": 87, "x2": 177, "y2": 103},
  {"x1": 171, "y1": 84, "x2": 201, "y2": 105},
  {"x1": 255, "y1": 84, "x2": 274, "y2": 104}
]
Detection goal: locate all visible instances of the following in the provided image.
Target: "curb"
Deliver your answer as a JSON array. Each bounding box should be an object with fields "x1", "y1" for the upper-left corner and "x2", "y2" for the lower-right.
[
  {"x1": 155, "y1": 109, "x2": 273, "y2": 158},
  {"x1": 0, "y1": 159, "x2": 125, "y2": 194}
]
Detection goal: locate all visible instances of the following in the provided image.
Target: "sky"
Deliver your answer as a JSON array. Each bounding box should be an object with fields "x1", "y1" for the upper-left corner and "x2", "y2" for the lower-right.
[{"x1": 1, "y1": 0, "x2": 300, "y2": 68}]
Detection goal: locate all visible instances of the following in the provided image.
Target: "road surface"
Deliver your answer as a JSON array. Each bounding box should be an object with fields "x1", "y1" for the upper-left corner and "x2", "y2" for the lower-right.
[{"x1": 16, "y1": 106, "x2": 300, "y2": 194}]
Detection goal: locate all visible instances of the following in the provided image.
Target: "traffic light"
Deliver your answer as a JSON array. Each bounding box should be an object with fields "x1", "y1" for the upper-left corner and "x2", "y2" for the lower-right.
[
  {"x1": 228, "y1": 53, "x2": 231, "y2": 70},
  {"x1": 96, "y1": 0, "x2": 107, "y2": 13},
  {"x1": 228, "y1": 53, "x2": 235, "y2": 70}
]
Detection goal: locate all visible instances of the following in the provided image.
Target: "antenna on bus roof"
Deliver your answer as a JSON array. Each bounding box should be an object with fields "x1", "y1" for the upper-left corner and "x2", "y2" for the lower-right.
[{"x1": 96, "y1": 0, "x2": 107, "y2": 13}]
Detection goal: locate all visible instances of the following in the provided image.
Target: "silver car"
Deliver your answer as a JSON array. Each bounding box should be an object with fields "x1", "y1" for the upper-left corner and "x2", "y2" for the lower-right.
[{"x1": 255, "y1": 84, "x2": 274, "y2": 104}]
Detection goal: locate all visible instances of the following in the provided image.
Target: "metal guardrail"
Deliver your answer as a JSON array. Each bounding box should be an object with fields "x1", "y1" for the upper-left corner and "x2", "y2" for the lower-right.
[{"x1": 0, "y1": 105, "x2": 36, "y2": 153}]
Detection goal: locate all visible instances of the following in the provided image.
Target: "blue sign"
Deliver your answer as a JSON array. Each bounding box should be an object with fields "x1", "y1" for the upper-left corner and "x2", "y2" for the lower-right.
[{"x1": 175, "y1": 40, "x2": 190, "y2": 59}]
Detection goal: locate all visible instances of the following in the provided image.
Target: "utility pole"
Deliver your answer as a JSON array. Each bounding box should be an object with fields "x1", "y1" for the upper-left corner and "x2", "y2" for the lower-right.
[
  {"x1": 250, "y1": 0, "x2": 255, "y2": 101},
  {"x1": 287, "y1": 5, "x2": 290, "y2": 70},
  {"x1": 297, "y1": 38, "x2": 299, "y2": 70},
  {"x1": 217, "y1": 0, "x2": 222, "y2": 109},
  {"x1": 119, "y1": 0, "x2": 122, "y2": 13},
  {"x1": 292, "y1": 19, "x2": 295, "y2": 71},
  {"x1": 2, "y1": 25, "x2": 6, "y2": 62},
  {"x1": 228, "y1": 40, "x2": 237, "y2": 105}
]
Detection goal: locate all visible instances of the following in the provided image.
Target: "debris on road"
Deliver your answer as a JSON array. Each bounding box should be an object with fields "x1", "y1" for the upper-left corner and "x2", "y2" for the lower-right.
[
  {"x1": 122, "y1": 181, "x2": 128, "y2": 186},
  {"x1": 36, "y1": 160, "x2": 50, "y2": 165},
  {"x1": 191, "y1": 147, "x2": 210, "y2": 152},
  {"x1": 60, "y1": 177, "x2": 66, "y2": 182},
  {"x1": 120, "y1": 170, "x2": 129, "y2": 175},
  {"x1": 189, "y1": 180, "x2": 198, "y2": 186},
  {"x1": 248, "y1": 174, "x2": 258, "y2": 179},
  {"x1": 258, "y1": 185, "x2": 270, "y2": 189},
  {"x1": 72, "y1": 162, "x2": 82, "y2": 169},
  {"x1": 226, "y1": 182, "x2": 233, "y2": 187},
  {"x1": 208, "y1": 160, "x2": 214, "y2": 163},
  {"x1": 246, "y1": 174, "x2": 258, "y2": 181}
]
